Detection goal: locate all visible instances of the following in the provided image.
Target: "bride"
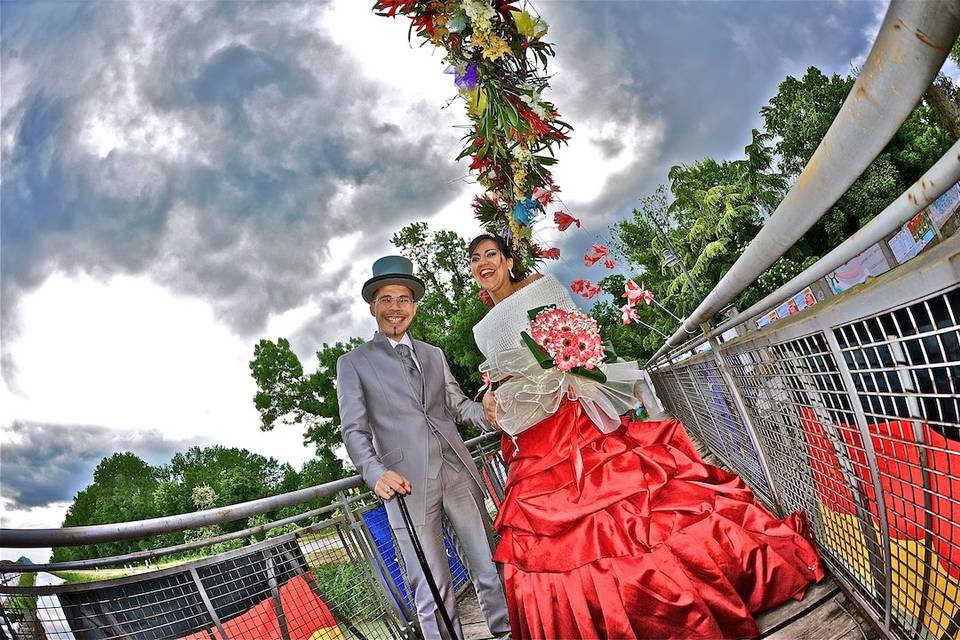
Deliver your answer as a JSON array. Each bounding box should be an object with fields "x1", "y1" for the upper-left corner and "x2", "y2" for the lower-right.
[{"x1": 469, "y1": 233, "x2": 824, "y2": 639}]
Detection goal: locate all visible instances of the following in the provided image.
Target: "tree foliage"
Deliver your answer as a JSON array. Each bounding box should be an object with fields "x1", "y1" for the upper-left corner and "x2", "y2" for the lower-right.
[
  {"x1": 761, "y1": 67, "x2": 953, "y2": 247},
  {"x1": 603, "y1": 65, "x2": 955, "y2": 362},
  {"x1": 251, "y1": 336, "x2": 362, "y2": 460},
  {"x1": 52, "y1": 446, "x2": 330, "y2": 563}
]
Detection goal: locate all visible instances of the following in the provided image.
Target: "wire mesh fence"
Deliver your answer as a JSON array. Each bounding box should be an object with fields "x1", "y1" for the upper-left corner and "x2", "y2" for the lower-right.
[
  {"x1": 682, "y1": 358, "x2": 772, "y2": 504},
  {"x1": 651, "y1": 278, "x2": 960, "y2": 640},
  {"x1": 834, "y1": 288, "x2": 960, "y2": 640},
  {"x1": 0, "y1": 437, "x2": 509, "y2": 640}
]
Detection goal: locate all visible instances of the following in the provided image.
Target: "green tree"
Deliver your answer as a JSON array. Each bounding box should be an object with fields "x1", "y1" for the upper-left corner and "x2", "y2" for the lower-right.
[
  {"x1": 162, "y1": 446, "x2": 290, "y2": 512},
  {"x1": 53, "y1": 453, "x2": 161, "y2": 561},
  {"x1": 761, "y1": 67, "x2": 954, "y2": 247},
  {"x1": 251, "y1": 336, "x2": 361, "y2": 463},
  {"x1": 923, "y1": 35, "x2": 960, "y2": 138},
  {"x1": 248, "y1": 336, "x2": 358, "y2": 494},
  {"x1": 183, "y1": 485, "x2": 222, "y2": 545},
  {"x1": 52, "y1": 446, "x2": 334, "y2": 562},
  {"x1": 604, "y1": 65, "x2": 954, "y2": 362}
]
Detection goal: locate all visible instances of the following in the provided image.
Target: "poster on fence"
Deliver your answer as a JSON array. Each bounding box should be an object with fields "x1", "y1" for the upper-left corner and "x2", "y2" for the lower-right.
[
  {"x1": 926, "y1": 182, "x2": 960, "y2": 230},
  {"x1": 825, "y1": 243, "x2": 892, "y2": 294},
  {"x1": 755, "y1": 286, "x2": 817, "y2": 328},
  {"x1": 889, "y1": 210, "x2": 935, "y2": 264}
]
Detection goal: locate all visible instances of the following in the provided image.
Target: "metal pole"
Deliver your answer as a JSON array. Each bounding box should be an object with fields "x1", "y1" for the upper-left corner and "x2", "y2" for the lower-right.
[
  {"x1": 788, "y1": 340, "x2": 886, "y2": 596},
  {"x1": 646, "y1": 208, "x2": 704, "y2": 302},
  {"x1": 0, "y1": 475, "x2": 364, "y2": 548},
  {"x1": 668, "y1": 366, "x2": 702, "y2": 440},
  {"x1": 190, "y1": 567, "x2": 229, "y2": 640},
  {"x1": 263, "y1": 550, "x2": 292, "y2": 640},
  {"x1": 692, "y1": 140, "x2": 960, "y2": 352},
  {"x1": 685, "y1": 360, "x2": 736, "y2": 466},
  {"x1": 887, "y1": 337, "x2": 935, "y2": 637},
  {"x1": 336, "y1": 491, "x2": 415, "y2": 632},
  {"x1": 14, "y1": 501, "x2": 344, "y2": 573},
  {"x1": 0, "y1": 601, "x2": 17, "y2": 640}
]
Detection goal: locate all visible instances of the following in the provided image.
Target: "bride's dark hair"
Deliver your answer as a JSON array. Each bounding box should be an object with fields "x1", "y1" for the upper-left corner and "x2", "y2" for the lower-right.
[{"x1": 468, "y1": 233, "x2": 523, "y2": 284}]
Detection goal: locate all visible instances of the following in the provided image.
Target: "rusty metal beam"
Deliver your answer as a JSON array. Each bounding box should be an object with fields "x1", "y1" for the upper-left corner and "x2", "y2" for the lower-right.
[{"x1": 664, "y1": 138, "x2": 960, "y2": 360}]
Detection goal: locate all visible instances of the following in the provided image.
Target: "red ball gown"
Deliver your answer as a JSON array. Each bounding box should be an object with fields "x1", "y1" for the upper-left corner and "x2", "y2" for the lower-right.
[
  {"x1": 473, "y1": 275, "x2": 824, "y2": 640},
  {"x1": 492, "y1": 402, "x2": 824, "y2": 639}
]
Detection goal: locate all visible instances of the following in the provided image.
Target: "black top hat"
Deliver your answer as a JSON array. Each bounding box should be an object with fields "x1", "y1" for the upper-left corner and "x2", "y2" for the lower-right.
[{"x1": 361, "y1": 255, "x2": 426, "y2": 303}]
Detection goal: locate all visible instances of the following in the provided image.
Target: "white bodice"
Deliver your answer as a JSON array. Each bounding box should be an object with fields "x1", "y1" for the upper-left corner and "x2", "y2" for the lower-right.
[{"x1": 472, "y1": 274, "x2": 579, "y2": 360}]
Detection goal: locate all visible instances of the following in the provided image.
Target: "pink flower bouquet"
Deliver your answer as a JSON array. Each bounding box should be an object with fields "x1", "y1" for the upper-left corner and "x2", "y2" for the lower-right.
[{"x1": 521, "y1": 306, "x2": 609, "y2": 382}]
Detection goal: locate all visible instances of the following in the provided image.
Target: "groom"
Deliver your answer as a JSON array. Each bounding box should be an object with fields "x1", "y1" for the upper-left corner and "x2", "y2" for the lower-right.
[{"x1": 336, "y1": 255, "x2": 510, "y2": 640}]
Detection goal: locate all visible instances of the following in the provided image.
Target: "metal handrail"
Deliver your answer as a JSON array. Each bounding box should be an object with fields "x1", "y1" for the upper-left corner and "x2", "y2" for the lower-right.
[
  {"x1": 0, "y1": 431, "x2": 501, "y2": 549},
  {"x1": 648, "y1": 0, "x2": 960, "y2": 365},
  {"x1": 0, "y1": 499, "x2": 350, "y2": 573}
]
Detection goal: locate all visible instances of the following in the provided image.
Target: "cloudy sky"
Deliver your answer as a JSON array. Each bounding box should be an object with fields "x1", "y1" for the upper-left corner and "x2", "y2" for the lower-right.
[{"x1": 1, "y1": 0, "x2": 898, "y2": 555}]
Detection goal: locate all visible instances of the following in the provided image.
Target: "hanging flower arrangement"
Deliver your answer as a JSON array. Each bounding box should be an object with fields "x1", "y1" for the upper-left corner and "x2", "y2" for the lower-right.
[{"x1": 373, "y1": 0, "x2": 573, "y2": 275}]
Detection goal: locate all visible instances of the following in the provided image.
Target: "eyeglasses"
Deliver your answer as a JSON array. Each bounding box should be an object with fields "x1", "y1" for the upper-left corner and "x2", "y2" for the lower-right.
[{"x1": 375, "y1": 295, "x2": 415, "y2": 307}]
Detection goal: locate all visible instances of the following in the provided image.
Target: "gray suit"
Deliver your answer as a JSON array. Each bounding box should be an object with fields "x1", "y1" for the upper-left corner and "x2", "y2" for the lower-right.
[{"x1": 337, "y1": 332, "x2": 509, "y2": 640}]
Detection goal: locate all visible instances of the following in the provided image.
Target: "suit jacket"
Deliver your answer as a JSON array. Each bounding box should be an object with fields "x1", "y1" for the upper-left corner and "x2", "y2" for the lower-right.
[{"x1": 337, "y1": 332, "x2": 491, "y2": 527}]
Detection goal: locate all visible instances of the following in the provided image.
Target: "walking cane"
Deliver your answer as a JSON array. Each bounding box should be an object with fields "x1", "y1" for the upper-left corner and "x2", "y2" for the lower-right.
[{"x1": 395, "y1": 493, "x2": 459, "y2": 640}]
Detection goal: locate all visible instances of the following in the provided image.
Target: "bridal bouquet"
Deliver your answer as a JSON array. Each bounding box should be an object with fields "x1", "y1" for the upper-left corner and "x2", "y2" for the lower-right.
[
  {"x1": 479, "y1": 304, "x2": 643, "y2": 436},
  {"x1": 525, "y1": 307, "x2": 604, "y2": 373}
]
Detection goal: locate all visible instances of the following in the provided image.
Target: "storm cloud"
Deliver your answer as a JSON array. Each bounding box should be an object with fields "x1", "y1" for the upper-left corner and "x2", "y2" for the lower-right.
[
  {"x1": 1, "y1": 0, "x2": 885, "y2": 375},
  {"x1": 1, "y1": 1, "x2": 464, "y2": 381},
  {"x1": 0, "y1": 421, "x2": 202, "y2": 509},
  {"x1": 529, "y1": 0, "x2": 881, "y2": 276}
]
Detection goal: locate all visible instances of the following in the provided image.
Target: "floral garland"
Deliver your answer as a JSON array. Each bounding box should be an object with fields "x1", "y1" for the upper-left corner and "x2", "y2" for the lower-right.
[{"x1": 373, "y1": 0, "x2": 574, "y2": 275}]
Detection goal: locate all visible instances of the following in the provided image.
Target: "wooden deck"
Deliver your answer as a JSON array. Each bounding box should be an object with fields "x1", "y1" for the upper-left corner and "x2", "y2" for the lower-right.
[{"x1": 457, "y1": 577, "x2": 879, "y2": 639}]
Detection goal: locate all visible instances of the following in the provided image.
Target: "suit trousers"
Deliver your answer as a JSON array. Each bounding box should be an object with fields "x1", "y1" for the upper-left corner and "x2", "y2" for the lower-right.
[{"x1": 392, "y1": 459, "x2": 510, "y2": 640}]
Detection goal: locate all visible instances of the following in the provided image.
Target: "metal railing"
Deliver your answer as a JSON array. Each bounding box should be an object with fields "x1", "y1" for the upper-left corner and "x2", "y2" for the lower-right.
[
  {"x1": 0, "y1": 433, "x2": 508, "y2": 640},
  {"x1": 647, "y1": 2, "x2": 960, "y2": 638}
]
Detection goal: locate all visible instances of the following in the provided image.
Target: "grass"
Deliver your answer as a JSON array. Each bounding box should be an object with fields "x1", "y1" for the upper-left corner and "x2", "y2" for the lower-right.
[
  {"x1": 298, "y1": 527, "x2": 343, "y2": 544},
  {"x1": 5, "y1": 572, "x2": 37, "y2": 614},
  {"x1": 311, "y1": 561, "x2": 383, "y2": 623},
  {"x1": 51, "y1": 568, "x2": 141, "y2": 583},
  {"x1": 51, "y1": 552, "x2": 211, "y2": 584}
]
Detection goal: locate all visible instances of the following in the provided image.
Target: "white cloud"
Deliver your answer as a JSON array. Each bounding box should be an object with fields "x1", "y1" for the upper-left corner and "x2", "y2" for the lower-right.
[
  {"x1": 851, "y1": 1, "x2": 888, "y2": 71},
  {"x1": 2, "y1": 273, "x2": 312, "y2": 468},
  {"x1": 320, "y1": 0, "x2": 457, "y2": 133},
  {"x1": 0, "y1": 498, "x2": 70, "y2": 563}
]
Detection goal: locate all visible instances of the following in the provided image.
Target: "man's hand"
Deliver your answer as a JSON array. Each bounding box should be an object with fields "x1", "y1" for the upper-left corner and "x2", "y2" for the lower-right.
[
  {"x1": 375, "y1": 470, "x2": 411, "y2": 501},
  {"x1": 482, "y1": 390, "x2": 500, "y2": 430}
]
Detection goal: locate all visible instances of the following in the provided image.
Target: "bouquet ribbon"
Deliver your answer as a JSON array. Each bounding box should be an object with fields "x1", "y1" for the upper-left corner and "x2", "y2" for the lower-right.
[{"x1": 479, "y1": 346, "x2": 645, "y2": 437}]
